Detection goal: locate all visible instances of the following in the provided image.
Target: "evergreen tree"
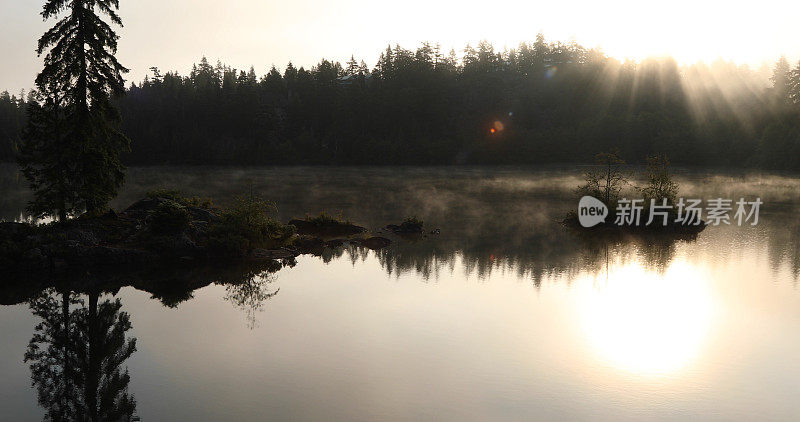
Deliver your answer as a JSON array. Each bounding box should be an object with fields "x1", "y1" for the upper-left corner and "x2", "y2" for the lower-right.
[
  {"x1": 771, "y1": 56, "x2": 791, "y2": 103},
  {"x1": 379, "y1": 45, "x2": 394, "y2": 79},
  {"x1": 19, "y1": 84, "x2": 77, "y2": 221},
  {"x1": 263, "y1": 65, "x2": 285, "y2": 98},
  {"x1": 346, "y1": 55, "x2": 359, "y2": 76},
  {"x1": 0, "y1": 91, "x2": 27, "y2": 162},
  {"x1": 463, "y1": 44, "x2": 477, "y2": 67},
  {"x1": 358, "y1": 60, "x2": 369, "y2": 77},
  {"x1": 416, "y1": 42, "x2": 434, "y2": 69},
  {"x1": 788, "y1": 61, "x2": 800, "y2": 105},
  {"x1": 18, "y1": 0, "x2": 129, "y2": 219},
  {"x1": 284, "y1": 62, "x2": 298, "y2": 99},
  {"x1": 149, "y1": 67, "x2": 163, "y2": 84},
  {"x1": 284, "y1": 62, "x2": 298, "y2": 82},
  {"x1": 5, "y1": 36, "x2": 800, "y2": 170},
  {"x1": 532, "y1": 32, "x2": 548, "y2": 72}
]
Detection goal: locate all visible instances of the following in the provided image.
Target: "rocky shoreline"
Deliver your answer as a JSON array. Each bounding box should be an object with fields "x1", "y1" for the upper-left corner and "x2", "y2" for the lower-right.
[
  {"x1": 560, "y1": 212, "x2": 707, "y2": 243},
  {"x1": 0, "y1": 194, "x2": 407, "y2": 280}
]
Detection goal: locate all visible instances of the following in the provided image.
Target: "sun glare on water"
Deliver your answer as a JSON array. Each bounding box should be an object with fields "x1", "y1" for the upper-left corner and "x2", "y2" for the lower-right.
[{"x1": 577, "y1": 260, "x2": 715, "y2": 376}]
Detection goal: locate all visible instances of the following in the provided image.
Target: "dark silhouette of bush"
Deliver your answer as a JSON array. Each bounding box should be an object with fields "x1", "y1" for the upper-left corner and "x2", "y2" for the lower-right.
[
  {"x1": 148, "y1": 201, "x2": 191, "y2": 235},
  {"x1": 207, "y1": 195, "x2": 296, "y2": 257}
]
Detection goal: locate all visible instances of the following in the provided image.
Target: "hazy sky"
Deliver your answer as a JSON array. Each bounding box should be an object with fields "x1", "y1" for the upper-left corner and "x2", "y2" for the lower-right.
[{"x1": 1, "y1": 0, "x2": 798, "y2": 92}]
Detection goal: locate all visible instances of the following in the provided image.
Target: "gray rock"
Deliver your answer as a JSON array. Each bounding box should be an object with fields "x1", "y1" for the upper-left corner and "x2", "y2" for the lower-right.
[
  {"x1": 122, "y1": 197, "x2": 170, "y2": 219},
  {"x1": 23, "y1": 247, "x2": 46, "y2": 264},
  {"x1": 0, "y1": 222, "x2": 30, "y2": 238},
  {"x1": 171, "y1": 232, "x2": 200, "y2": 256},
  {"x1": 125, "y1": 197, "x2": 166, "y2": 212},
  {"x1": 25, "y1": 234, "x2": 43, "y2": 243},
  {"x1": 189, "y1": 221, "x2": 209, "y2": 239},
  {"x1": 66, "y1": 228, "x2": 100, "y2": 246},
  {"x1": 186, "y1": 206, "x2": 220, "y2": 223}
]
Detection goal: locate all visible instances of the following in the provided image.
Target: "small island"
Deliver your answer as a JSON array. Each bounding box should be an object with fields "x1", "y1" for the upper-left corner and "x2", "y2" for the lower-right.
[
  {"x1": 562, "y1": 152, "x2": 707, "y2": 238},
  {"x1": 0, "y1": 189, "x2": 421, "y2": 280}
]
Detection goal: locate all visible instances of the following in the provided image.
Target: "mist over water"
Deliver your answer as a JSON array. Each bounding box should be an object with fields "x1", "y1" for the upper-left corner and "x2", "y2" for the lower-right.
[
  {"x1": 3, "y1": 163, "x2": 798, "y2": 277},
  {"x1": 1, "y1": 164, "x2": 799, "y2": 420}
]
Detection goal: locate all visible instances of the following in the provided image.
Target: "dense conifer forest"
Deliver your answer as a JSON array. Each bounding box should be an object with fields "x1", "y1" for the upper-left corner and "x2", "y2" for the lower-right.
[{"x1": 2, "y1": 36, "x2": 799, "y2": 168}]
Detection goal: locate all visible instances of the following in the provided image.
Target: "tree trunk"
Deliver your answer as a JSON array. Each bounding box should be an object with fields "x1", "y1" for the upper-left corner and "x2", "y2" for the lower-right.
[
  {"x1": 61, "y1": 290, "x2": 71, "y2": 419},
  {"x1": 86, "y1": 291, "x2": 99, "y2": 422}
]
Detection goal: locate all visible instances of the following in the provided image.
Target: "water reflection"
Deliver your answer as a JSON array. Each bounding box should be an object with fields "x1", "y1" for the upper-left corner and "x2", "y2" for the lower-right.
[
  {"x1": 224, "y1": 272, "x2": 280, "y2": 330},
  {"x1": 3, "y1": 166, "x2": 800, "y2": 419},
  {"x1": 26, "y1": 288, "x2": 137, "y2": 421},
  {"x1": 577, "y1": 259, "x2": 714, "y2": 376},
  {"x1": 6, "y1": 221, "x2": 800, "y2": 419},
  {"x1": 11, "y1": 258, "x2": 294, "y2": 419},
  {"x1": 2, "y1": 164, "x2": 799, "y2": 284},
  {"x1": 365, "y1": 230, "x2": 697, "y2": 285}
]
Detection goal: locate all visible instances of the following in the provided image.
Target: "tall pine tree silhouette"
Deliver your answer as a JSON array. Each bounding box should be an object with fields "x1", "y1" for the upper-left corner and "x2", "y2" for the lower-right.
[{"x1": 19, "y1": 0, "x2": 129, "y2": 220}]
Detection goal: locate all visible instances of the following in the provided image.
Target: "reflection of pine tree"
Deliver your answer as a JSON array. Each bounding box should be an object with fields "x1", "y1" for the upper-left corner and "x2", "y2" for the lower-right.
[
  {"x1": 26, "y1": 289, "x2": 81, "y2": 421},
  {"x1": 25, "y1": 288, "x2": 137, "y2": 421}
]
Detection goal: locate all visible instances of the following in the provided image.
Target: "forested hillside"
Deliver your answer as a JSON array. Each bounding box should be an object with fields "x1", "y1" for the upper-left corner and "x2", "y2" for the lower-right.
[{"x1": 2, "y1": 36, "x2": 799, "y2": 168}]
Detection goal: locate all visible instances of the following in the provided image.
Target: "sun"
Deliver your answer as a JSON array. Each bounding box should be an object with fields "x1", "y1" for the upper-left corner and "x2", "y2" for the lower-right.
[{"x1": 577, "y1": 260, "x2": 715, "y2": 376}]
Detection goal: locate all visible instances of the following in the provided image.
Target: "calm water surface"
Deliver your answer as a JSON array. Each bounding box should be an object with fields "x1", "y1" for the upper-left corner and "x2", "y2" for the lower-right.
[{"x1": 1, "y1": 165, "x2": 799, "y2": 421}]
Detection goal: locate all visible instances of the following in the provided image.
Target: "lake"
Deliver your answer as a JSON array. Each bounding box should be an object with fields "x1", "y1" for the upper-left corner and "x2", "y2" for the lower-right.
[{"x1": 1, "y1": 164, "x2": 799, "y2": 421}]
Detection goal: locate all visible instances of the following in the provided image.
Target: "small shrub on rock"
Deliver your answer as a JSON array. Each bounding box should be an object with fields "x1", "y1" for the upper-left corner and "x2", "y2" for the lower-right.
[
  {"x1": 146, "y1": 188, "x2": 213, "y2": 208},
  {"x1": 304, "y1": 210, "x2": 350, "y2": 226},
  {"x1": 207, "y1": 195, "x2": 296, "y2": 258},
  {"x1": 400, "y1": 216, "x2": 424, "y2": 233},
  {"x1": 149, "y1": 201, "x2": 191, "y2": 235}
]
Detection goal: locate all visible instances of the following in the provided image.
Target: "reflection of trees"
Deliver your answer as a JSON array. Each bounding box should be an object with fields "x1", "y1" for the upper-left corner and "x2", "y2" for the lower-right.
[
  {"x1": 26, "y1": 289, "x2": 80, "y2": 421},
  {"x1": 363, "y1": 222, "x2": 690, "y2": 285},
  {"x1": 14, "y1": 259, "x2": 295, "y2": 418},
  {"x1": 356, "y1": 212, "x2": 800, "y2": 286},
  {"x1": 4, "y1": 258, "x2": 294, "y2": 341},
  {"x1": 127, "y1": 258, "x2": 291, "y2": 329},
  {"x1": 767, "y1": 219, "x2": 800, "y2": 281},
  {"x1": 140, "y1": 258, "x2": 292, "y2": 309},
  {"x1": 25, "y1": 288, "x2": 136, "y2": 422},
  {"x1": 224, "y1": 272, "x2": 280, "y2": 329}
]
